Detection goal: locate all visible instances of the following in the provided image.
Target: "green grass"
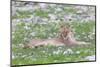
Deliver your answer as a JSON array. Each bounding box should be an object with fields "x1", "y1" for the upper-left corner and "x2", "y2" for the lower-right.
[
  {"x1": 12, "y1": 10, "x2": 33, "y2": 19},
  {"x1": 12, "y1": 2, "x2": 95, "y2": 65},
  {"x1": 12, "y1": 21, "x2": 96, "y2": 65},
  {"x1": 12, "y1": 44, "x2": 95, "y2": 65}
]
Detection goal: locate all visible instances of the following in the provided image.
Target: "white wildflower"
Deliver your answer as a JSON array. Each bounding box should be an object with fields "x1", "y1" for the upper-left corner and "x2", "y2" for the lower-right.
[
  {"x1": 24, "y1": 26, "x2": 30, "y2": 30},
  {"x1": 19, "y1": 44, "x2": 24, "y2": 47},
  {"x1": 48, "y1": 37, "x2": 52, "y2": 39},
  {"x1": 12, "y1": 54, "x2": 15, "y2": 59},
  {"x1": 53, "y1": 50, "x2": 61, "y2": 55},
  {"x1": 42, "y1": 18, "x2": 48, "y2": 21},
  {"x1": 19, "y1": 43, "x2": 23, "y2": 46},
  {"x1": 58, "y1": 47, "x2": 62, "y2": 50},
  {"x1": 48, "y1": 14, "x2": 57, "y2": 20},
  {"x1": 24, "y1": 37, "x2": 27, "y2": 40},
  {"x1": 85, "y1": 55, "x2": 95, "y2": 61},
  {"x1": 12, "y1": 19, "x2": 20, "y2": 23},
  {"x1": 30, "y1": 32, "x2": 35, "y2": 36},
  {"x1": 63, "y1": 51, "x2": 68, "y2": 54},
  {"x1": 12, "y1": 35, "x2": 15, "y2": 39},
  {"x1": 77, "y1": 10, "x2": 83, "y2": 14},
  {"x1": 48, "y1": 53, "x2": 52, "y2": 56},
  {"x1": 42, "y1": 51, "x2": 46, "y2": 53},
  {"x1": 76, "y1": 51, "x2": 81, "y2": 54},
  {"x1": 22, "y1": 55, "x2": 26, "y2": 58},
  {"x1": 56, "y1": 8, "x2": 62, "y2": 12},
  {"x1": 67, "y1": 49, "x2": 74, "y2": 54}
]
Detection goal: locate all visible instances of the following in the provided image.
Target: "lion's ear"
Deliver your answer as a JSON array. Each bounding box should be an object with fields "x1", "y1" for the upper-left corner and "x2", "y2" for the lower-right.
[
  {"x1": 60, "y1": 24, "x2": 63, "y2": 27},
  {"x1": 59, "y1": 22, "x2": 65, "y2": 28},
  {"x1": 59, "y1": 23, "x2": 64, "y2": 27},
  {"x1": 60, "y1": 23, "x2": 71, "y2": 29}
]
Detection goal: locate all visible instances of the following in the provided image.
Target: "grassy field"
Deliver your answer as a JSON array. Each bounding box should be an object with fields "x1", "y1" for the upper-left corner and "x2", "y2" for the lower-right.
[
  {"x1": 11, "y1": 1, "x2": 96, "y2": 66},
  {"x1": 12, "y1": 45, "x2": 95, "y2": 65},
  {"x1": 12, "y1": 21, "x2": 96, "y2": 66}
]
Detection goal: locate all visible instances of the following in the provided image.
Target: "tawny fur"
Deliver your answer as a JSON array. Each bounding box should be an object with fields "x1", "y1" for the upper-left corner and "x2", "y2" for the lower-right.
[{"x1": 24, "y1": 25, "x2": 89, "y2": 48}]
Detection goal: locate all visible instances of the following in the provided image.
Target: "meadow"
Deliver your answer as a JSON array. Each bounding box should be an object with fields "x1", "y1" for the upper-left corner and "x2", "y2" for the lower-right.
[{"x1": 12, "y1": 1, "x2": 96, "y2": 66}]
